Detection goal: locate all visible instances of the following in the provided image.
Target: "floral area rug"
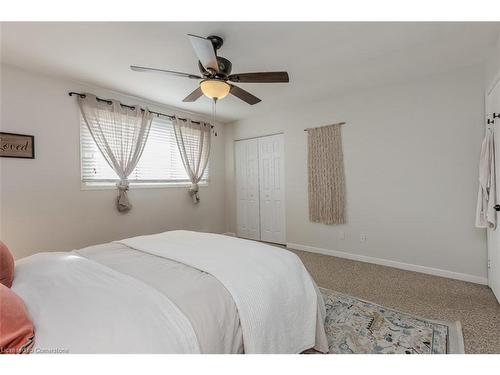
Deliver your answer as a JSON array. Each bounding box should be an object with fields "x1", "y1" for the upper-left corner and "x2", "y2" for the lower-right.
[{"x1": 320, "y1": 288, "x2": 464, "y2": 354}]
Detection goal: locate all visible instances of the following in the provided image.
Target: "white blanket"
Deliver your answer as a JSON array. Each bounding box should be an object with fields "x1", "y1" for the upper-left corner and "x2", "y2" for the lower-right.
[
  {"x1": 75, "y1": 242, "x2": 244, "y2": 353},
  {"x1": 12, "y1": 252, "x2": 200, "y2": 354},
  {"x1": 118, "y1": 230, "x2": 319, "y2": 354}
]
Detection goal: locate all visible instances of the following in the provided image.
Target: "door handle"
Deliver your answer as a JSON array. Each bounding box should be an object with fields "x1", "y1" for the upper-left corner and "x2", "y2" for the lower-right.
[{"x1": 495, "y1": 205, "x2": 500, "y2": 212}]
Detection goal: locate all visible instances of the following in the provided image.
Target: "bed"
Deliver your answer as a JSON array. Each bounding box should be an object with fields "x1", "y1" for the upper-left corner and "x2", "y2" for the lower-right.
[{"x1": 11, "y1": 230, "x2": 328, "y2": 354}]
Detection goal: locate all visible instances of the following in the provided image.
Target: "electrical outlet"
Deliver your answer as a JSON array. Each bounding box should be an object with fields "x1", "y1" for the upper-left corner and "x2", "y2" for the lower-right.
[
  {"x1": 360, "y1": 233, "x2": 367, "y2": 242},
  {"x1": 488, "y1": 259, "x2": 491, "y2": 269},
  {"x1": 339, "y1": 231, "x2": 346, "y2": 240}
]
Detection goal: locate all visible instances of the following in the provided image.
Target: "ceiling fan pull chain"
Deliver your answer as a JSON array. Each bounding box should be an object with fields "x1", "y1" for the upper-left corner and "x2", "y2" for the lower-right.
[
  {"x1": 212, "y1": 98, "x2": 218, "y2": 136},
  {"x1": 213, "y1": 98, "x2": 217, "y2": 125}
]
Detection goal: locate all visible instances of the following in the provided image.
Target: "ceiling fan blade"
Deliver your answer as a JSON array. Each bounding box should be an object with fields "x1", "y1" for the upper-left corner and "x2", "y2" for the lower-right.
[
  {"x1": 229, "y1": 85, "x2": 261, "y2": 105},
  {"x1": 182, "y1": 87, "x2": 203, "y2": 102},
  {"x1": 228, "y1": 71, "x2": 289, "y2": 83},
  {"x1": 187, "y1": 34, "x2": 219, "y2": 73},
  {"x1": 130, "y1": 65, "x2": 201, "y2": 79}
]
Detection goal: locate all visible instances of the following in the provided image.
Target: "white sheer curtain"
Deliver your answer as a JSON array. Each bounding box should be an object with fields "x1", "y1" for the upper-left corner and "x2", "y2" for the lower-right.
[
  {"x1": 78, "y1": 93, "x2": 153, "y2": 212},
  {"x1": 173, "y1": 116, "x2": 211, "y2": 203}
]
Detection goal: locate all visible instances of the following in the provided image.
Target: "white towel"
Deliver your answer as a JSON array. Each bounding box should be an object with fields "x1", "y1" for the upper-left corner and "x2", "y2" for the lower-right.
[{"x1": 475, "y1": 129, "x2": 497, "y2": 229}]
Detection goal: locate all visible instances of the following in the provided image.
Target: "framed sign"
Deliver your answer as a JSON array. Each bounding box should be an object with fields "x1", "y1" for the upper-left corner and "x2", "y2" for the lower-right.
[{"x1": 0, "y1": 132, "x2": 35, "y2": 159}]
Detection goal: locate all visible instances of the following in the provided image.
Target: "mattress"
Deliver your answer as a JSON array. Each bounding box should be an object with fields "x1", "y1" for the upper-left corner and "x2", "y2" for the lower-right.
[{"x1": 12, "y1": 232, "x2": 328, "y2": 353}]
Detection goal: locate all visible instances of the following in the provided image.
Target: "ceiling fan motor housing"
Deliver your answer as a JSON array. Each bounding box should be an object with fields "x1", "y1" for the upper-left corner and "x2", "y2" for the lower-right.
[
  {"x1": 207, "y1": 35, "x2": 224, "y2": 50},
  {"x1": 198, "y1": 57, "x2": 232, "y2": 78}
]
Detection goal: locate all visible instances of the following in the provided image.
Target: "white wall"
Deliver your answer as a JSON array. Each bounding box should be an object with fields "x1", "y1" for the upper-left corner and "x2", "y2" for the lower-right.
[
  {"x1": 485, "y1": 34, "x2": 500, "y2": 87},
  {"x1": 225, "y1": 65, "x2": 488, "y2": 282},
  {"x1": 0, "y1": 65, "x2": 227, "y2": 259}
]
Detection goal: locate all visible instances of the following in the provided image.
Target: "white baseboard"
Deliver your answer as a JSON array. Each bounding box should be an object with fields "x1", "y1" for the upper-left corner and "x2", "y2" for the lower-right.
[
  {"x1": 223, "y1": 232, "x2": 236, "y2": 237},
  {"x1": 287, "y1": 242, "x2": 488, "y2": 285}
]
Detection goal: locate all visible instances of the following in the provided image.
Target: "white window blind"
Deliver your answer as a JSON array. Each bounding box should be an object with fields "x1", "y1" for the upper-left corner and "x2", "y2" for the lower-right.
[{"x1": 80, "y1": 115, "x2": 209, "y2": 185}]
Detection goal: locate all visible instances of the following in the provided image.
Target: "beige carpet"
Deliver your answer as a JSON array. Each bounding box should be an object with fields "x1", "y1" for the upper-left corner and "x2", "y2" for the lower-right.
[{"x1": 289, "y1": 249, "x2": 500, "y2": 354}]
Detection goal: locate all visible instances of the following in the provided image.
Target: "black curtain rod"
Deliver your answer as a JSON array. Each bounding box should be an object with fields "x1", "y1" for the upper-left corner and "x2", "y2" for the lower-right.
[{"x1": 68, "y1": 92, "x2": 213, "y2": 128}]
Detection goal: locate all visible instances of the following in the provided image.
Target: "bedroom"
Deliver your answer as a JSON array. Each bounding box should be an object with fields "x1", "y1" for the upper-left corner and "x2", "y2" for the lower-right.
[{"x1": 0, "y1": 1, "x2": 499, "y2": 372}]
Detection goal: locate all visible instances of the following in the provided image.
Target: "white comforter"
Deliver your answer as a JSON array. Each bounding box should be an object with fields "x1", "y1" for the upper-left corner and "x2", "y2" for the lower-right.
[
  {"x1": 12, "y1": 252, "x2": 200, "y2": 353},
  {"x1": 13, "y1": 231, "x2": 327, "y2": 354},
  {"x1": 118, "y1": 231, "x2": 322, "y2": 354}
]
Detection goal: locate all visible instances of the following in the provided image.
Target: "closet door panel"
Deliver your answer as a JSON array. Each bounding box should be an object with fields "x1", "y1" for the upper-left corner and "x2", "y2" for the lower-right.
[
  {"x1": 246, "y1": 139, "x2": 261, "y2": 240},
  {"x1": 259, "y1": 134, "x2": 286, "y2": 244},
  {"x1": 235, "y1": 138, "x2": 260, "y2": 240},
  {"x1": 235, "y1": 141, "x2": 249, "y2": 238}
]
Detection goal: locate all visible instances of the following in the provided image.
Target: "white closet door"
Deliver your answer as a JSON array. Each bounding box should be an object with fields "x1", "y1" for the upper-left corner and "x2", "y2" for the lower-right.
[
  {"x1": 487, "y1": 77, "x2": 500, "y2": 302},
  {"x1": 235, "y1": 139, "x2": 260, "y2": 240},
  {"x1": 258, "y1": 134, "x2": 286, "y2": 244}
]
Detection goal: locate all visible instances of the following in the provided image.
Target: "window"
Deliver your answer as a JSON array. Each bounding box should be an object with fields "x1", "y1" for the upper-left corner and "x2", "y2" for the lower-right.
[{"x1": 80, "y1": 115, "x2": 209, "y2": 187}]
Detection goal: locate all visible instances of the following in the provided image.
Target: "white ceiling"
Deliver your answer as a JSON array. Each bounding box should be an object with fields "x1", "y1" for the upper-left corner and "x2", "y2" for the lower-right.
[{"x1": 1, "y1": 22, "x2": 499, "y2": 123}]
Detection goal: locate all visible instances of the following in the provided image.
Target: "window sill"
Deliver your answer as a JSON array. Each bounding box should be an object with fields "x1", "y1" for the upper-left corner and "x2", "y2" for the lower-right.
[{"x1": 81, "y1": 182, "x2": 209, "y2": 191}]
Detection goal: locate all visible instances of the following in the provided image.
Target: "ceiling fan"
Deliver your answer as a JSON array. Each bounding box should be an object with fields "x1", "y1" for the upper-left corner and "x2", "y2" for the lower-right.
[{"x1": 130, "y1": 34, "x2": 289, "y2": 105}]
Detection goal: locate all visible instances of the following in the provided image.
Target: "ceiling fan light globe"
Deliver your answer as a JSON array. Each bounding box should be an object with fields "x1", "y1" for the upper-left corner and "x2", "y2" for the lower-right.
[{"x1": 200, "y1": 79, "x2": 230, "y2": 100}]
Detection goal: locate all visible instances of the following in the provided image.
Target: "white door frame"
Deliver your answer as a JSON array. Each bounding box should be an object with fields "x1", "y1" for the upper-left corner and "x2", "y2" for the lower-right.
[
  {"x1": 485, "y1": 68, "x2": 500, "y2": 302},
  {"x1": 234, "y1": 132, "x2": 284, "y2": 142}
]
